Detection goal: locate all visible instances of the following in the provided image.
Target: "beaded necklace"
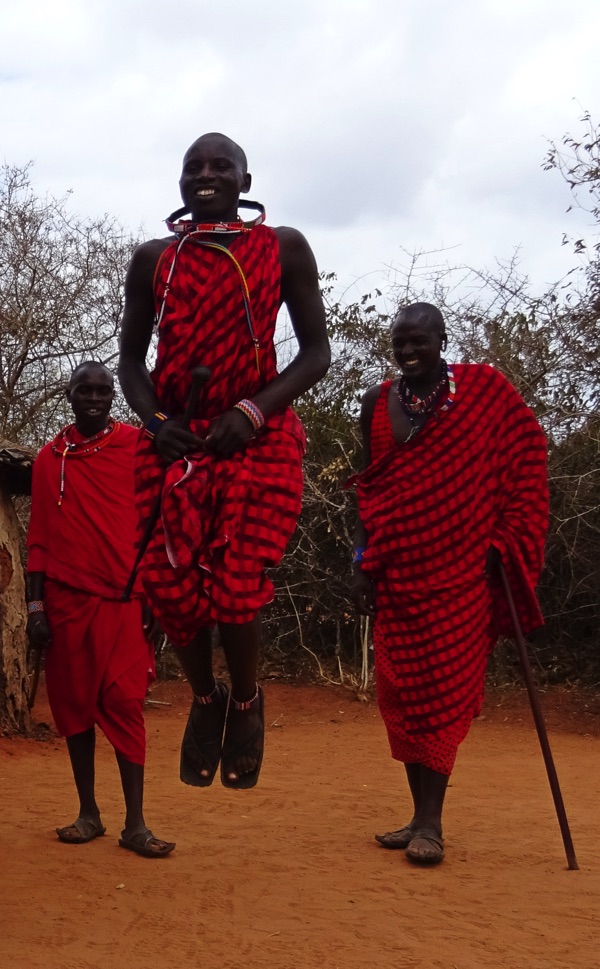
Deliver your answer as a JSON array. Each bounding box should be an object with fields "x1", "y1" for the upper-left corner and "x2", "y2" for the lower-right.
[
  {"x1": 52, "y1": 420, "x2": 116, "y2": 506},
  {"x1": 164, "y1": 200, "x2": 266, "y2": 237},
  {"x1": 397, "y1": 362, "x2": 456, "y2": 441},
  {"x1": 156, "y1": 208, "x2": 265, "y2": 377}
]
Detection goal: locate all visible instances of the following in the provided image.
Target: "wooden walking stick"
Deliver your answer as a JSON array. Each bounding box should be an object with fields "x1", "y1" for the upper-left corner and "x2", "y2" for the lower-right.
[
  {"x1": 499, "y1": 561, "x2": 579, "y2": 870},
  {"x1": 121, "y1": 365, "x2": 211, "y2": 601}
]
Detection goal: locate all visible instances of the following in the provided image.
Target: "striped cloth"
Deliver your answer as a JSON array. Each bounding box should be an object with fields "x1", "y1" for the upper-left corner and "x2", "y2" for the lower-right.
[
  {"x1": 135, "y1": 226, "x2": 305, "y2": 646},
  {"x1": 355, "y1": 364, "x2": 548, "y2": 774}
]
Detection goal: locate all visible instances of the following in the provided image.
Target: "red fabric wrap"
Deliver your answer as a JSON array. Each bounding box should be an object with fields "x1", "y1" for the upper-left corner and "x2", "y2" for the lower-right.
[
  {"x1": 354, "y1": 364, "x2": 548, "y2": 774},
  {"x1": 27, "y1": 424, "x2": 155, "y2": 763},
  {"x1": 43, "y1": 580, "x2": 154, "y2": 764},
  {"x1": 135, "y1": 225, "x2": 306, "y2": 646},
  {"x1": 27, "y1": 422, "x2": 143, "y2": 598}
]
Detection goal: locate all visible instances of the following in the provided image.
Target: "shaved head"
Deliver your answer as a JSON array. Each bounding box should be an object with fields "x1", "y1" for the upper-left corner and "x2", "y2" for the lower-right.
[
  {"x1": 184, "y1": 132, "x2": 248, "y2": 174},
  {"x1": 68, "y1": 361, "x2": 114, "y2": 390},
  {"x1": 394, "y1": 302, "x2": 446, "y2": 337}
]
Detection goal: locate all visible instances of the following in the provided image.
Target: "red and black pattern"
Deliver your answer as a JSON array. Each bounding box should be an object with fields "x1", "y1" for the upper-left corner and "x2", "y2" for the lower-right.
[
  {"x1": 357, "y1": 364, "x2": 548, "y2": 774},
  {"x1": 135, "y1": 226, "x2": 306, "y2": 646}
]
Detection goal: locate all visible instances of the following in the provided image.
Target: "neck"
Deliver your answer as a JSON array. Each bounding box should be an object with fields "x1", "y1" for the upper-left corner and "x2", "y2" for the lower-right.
[{"x1": 74, "y1": 416, "x2": 111, "y2": 438}]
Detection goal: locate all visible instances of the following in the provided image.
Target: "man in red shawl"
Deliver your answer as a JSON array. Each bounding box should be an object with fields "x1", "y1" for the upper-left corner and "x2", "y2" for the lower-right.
[
  {"x1": 351, "y1": 303, "x2": 548, "y2": 865},
  {"x1": 118, "y1": 132, "x2": 330, "y2": 790},
  {"x1": 27, "y1": 362, "x2": 175, "y2": 857}
]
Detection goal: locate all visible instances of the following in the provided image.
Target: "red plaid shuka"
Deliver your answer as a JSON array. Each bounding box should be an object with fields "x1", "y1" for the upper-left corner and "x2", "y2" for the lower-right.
[
  {"x1": 135, "y1": 225, "x2": 306, "y2": 647},
  {"x1": 354, "y1": 364, "x2": 548, "y2": 774}
]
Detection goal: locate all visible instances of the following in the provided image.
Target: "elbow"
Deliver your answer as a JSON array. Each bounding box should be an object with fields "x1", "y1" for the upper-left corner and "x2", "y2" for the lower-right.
[{"x1": 314, "y1": 342, "x2": 331, "y2": 381}]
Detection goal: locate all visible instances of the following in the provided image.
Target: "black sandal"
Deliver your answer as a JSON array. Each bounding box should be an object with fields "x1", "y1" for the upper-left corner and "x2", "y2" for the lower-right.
[
  {"x1": 180, "y1": 680, "x2": 229, "y2": 787},
  {"x1": 220, "y1": 686, "x2": 264, "y2": 790}
]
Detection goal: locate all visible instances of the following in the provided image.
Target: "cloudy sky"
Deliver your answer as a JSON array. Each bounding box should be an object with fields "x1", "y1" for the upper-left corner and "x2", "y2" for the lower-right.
[{"x1": 2, "y1": 0, "x2": 600, "y2": 306}]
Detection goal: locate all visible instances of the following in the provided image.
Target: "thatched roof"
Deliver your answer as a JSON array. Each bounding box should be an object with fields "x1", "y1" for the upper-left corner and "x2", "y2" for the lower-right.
[{"x1": 0, "y1": 440, "x2": 36, "y2": 496}]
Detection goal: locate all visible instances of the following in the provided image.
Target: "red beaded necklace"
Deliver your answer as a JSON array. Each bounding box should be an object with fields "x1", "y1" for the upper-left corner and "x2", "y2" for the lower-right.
[{"x1": 52, "y1": 420, "x2": 117, "y2": 506}]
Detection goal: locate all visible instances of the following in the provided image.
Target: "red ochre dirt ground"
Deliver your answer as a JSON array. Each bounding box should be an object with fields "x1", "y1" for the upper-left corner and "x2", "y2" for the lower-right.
[{"x1": 1, "y1": 677, "x2": 599, "y2": 969}]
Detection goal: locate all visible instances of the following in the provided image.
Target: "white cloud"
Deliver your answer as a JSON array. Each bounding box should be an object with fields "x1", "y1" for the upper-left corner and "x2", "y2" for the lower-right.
[{"x1": 1, "y1": 0, "x2": 599, "y2": 299}]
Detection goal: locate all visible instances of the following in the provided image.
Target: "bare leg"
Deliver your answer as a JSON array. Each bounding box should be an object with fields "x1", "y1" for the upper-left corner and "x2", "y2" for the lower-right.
[
  {"x1": 404, "y1": 764, "x2": 448, "y2": 864},
  {"x1": 173, "y1": 627, "x2": 214, "y2": 695},
  {"x1": 413, "y1": 765, "x2": 448, "y2": 836},
  {"x1": 115, "y1": 753, "x2": 145, "y2": 832},
  {"x1": 376, "y1": 762, "x2": 447, "y2": 852},
  {"x1": 55, "y1": 728, "x2": 105, "y2": 843},
  {"x1": 404, "y1": 762, "x2": 422, "y2": 823},
  {"x1": 174, "y1": 627, "x2": 226, "y2": 782},
  {"x1": 66, "y1": 728, "x2": 101, "y2": 820},
  {"x1": 220, "y1": 615, "x2": 262, "y2": 783},
  {"x1": 219, "y1": 615, "x2": 261, "y2": 702},
  {"x1": 115, "y1": 753, "x2": 174, "y2": 856}
]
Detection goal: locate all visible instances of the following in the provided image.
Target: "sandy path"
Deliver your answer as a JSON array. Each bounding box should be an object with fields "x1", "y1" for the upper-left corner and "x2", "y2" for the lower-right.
[{"x1": 1, "y1": 679, "x2": 598, "y2": 969}]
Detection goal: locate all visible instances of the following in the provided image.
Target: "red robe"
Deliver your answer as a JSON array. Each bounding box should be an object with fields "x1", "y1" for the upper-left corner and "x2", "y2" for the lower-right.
[
  {"x1": 27, "y1": 422, "x2": 154, "y2": 764},
  {"x1": 135, "y1": 225, "x2": 305, "y2": 646},
  {"x1": 354, "y1": 365, "x2": 548, "y2": 774}
]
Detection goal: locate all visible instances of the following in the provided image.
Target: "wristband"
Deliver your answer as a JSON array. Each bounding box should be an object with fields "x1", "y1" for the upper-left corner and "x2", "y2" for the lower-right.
[
  {"x1": 352, "y1": 546, "x2": 366, "y2": 564},
  {"x1": 233, "y1": 399, "x2": 264, "y2": 432},
  {"x1": 27, "y1": 600, "x2": 45, "y2": 614},
  {"x1": 144, "y1": 412, "x2": 170, "y2": 440}
]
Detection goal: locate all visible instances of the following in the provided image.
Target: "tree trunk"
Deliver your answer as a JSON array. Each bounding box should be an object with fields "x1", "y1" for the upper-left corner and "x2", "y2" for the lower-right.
[{"x1": 0, "y1": 484, "x2": 30, "y2": 732}]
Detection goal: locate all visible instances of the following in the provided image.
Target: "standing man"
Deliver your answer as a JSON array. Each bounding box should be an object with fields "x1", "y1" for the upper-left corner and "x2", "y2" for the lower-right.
[
  {"x1": 351, "y1": 302, "x2": 548, "y2": 865},
  {"x1": 27, "y1": 362, "x2": 175, "y2": 857},
  {"x1": 118, "y1": 132, "x2": 330, "y2": 790}
]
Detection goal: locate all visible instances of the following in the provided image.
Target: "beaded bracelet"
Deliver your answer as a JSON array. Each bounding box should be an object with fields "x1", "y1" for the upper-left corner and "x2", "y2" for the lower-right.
[
  {"x1": 233, "y1": 399, "x2": 264, "y2": 432},
  {"x1": 27, "y1": 600, "x2": 45, "y2": 614},
  {"x1": 144, "y1": 412, "x2": 170, "y2": 440},
  {"x1": 352, "y1": 546, "x2": 366, "y2": 564}
]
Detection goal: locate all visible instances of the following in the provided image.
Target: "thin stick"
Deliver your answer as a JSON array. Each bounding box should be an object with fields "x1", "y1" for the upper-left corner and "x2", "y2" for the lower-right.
[
  {"x1": 28, "y1": 650, "x2": 42, "y2": 711},
  {"x1": 499, "y1": 562, "x2": 579, "y2": 870},
  {"x1": 121, "y1": 366, "x2": 211, "y2": 601}
]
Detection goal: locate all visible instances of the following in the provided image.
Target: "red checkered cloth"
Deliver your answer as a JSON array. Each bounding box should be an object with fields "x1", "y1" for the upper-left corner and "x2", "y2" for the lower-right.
[
  {"x1": 135, "y1": 226, "x2": 305, "y2": 646},
  {"x1": 354, "y1": 364, "x2": 548, "y2": 774}
]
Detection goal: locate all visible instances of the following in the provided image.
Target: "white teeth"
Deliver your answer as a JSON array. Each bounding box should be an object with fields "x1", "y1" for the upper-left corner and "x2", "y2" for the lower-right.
[{"x1": 196, "y1": 189, "x2": 215, "y2": 196}]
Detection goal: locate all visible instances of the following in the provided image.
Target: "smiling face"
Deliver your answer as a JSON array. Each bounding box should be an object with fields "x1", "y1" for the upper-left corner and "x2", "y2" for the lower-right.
[
  {"x1": 179, "y1": 133, "x2": 252, "y2": 222},
  {"x1": 391, "y1": 305, "x2": 446, "y2": 386},
  {"x1": 66, "y1": 363, "x2": 114, "y2": 436}
]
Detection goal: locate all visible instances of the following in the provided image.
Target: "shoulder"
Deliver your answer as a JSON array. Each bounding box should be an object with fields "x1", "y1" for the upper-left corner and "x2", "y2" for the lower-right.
[
  {"x1": 272, "y1": 225, "x2": 316, "y2": 266},
  {"x1": 113, "y1": 422, "x2": 141, "y2": 450},
  {"x1": 453, "y1": 362, "x2": 514, "y2": 392},
  {"x1": 126, "y1": 236, "x2": 174, "y2": 284},
  {"x1": 34, "y1": 440, "x2": 55, "y2": 464},
  {"x1": 360, "y1": 382, "x2": 387, "y2": 420}
]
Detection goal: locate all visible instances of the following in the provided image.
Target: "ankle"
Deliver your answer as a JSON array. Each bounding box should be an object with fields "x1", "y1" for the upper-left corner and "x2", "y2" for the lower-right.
[
  {"x1": 193, "y1": 680, "x2": 218, "y2": 705},
  {"x1": 231, "y1": 684, "x2": 259, "y2": 710}
]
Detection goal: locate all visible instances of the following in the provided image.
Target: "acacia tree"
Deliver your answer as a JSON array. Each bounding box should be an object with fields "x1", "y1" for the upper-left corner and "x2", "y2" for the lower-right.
[{"x1": 0, "y1": 163, "x2": 139, "y2": 730}]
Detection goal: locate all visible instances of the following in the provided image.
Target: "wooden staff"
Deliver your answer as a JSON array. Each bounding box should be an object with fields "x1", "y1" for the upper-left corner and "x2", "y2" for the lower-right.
[
  {"x1": 121, "y1": 365, "x2": 211, "y2": 601},
  {"x1": 499, "y1": 561, "x2": 579, "y2": 870}
]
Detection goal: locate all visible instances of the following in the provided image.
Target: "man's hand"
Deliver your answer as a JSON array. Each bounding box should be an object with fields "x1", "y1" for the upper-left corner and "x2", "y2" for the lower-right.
[
  {"x1": 351, "y1": 569, "x2": 376, "y2": 617},
  {"x1": 154, "y1": 420, "x2": 205, "y2": 464},
  {"x1": 203, "y1": 409, "x2": 255, "y2": 458},
  {"x1": 26, "y1": 612, "x2": 52, "y2": 649}
]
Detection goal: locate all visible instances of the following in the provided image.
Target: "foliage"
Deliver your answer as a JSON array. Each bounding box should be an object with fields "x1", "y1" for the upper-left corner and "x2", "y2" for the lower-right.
[
  {"x1": 1, "y1": 117, "x2": 600, "y2": 694},
  {"x1": 0, "y1": 162, "x2": 139, "y2": 448}
]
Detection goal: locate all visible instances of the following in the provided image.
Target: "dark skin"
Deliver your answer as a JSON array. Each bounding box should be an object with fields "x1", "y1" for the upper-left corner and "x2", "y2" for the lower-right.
[
  {"x1": 27, "y1": 363, "x2": 172, "y2": 853},
  {"x1": 351, "y1": 306, "x2": 498, "y2": 861},
  {"x1": 118, "y1": 133, "x2": 330, "y2": 781}
]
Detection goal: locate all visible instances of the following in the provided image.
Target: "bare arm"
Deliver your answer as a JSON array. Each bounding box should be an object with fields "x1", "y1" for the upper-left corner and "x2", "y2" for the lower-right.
[
  {"x1": 118, "y1": 239, "x2": 168, "y2": 423},
  {"x1": 203, "y1": 226, "x2": 331, "y2": 455},
  {"x1": 118, "y1": 239, "x2": 203, "y2": 462}
]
